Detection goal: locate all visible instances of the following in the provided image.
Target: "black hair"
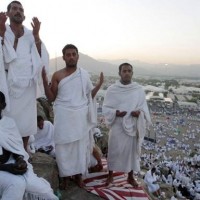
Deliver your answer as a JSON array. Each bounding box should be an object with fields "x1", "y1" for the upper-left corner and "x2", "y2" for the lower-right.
[
  {"x1": 0, "y1": 91, "x2": 6, "y2": 109},
  {"x1": 7, "y1": 1, "x2": 22, "y2": 12},
  {"x1": 118, "y1": 63, "x2": 133, "y2": 73},
  {"x1": 37, "y1": 115, "x2": 44, "y2": 122},
  {"x1": 151, "y1": 167, "x2": 156, "y2": 172},
  {"x1": 62, "y1": 44, "x2": 78, "y2": 55}
]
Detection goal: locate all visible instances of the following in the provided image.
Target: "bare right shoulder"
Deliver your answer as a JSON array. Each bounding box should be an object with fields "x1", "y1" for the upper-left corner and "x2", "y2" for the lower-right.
[{"x1": 52, "y1": 68, "x2": 67, "y2": 84}]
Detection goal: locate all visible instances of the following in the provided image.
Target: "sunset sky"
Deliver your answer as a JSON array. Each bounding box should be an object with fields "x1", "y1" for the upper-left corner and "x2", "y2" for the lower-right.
[{"x1": 1, "y1": 0, "x2": 200, "y2": 65}]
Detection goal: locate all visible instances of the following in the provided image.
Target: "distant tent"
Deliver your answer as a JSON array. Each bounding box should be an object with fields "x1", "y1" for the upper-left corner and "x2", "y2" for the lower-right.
[{"x1": 144, "y1": 136, "x2": 156, "y2": 143}]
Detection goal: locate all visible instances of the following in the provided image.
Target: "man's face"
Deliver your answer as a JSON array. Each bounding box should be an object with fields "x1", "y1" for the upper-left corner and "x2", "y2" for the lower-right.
[
  {"x1": 119, "y1": 65, "x2": 133, "y2": 85},
  {"x1": 63, "y1": 48, "x2": 79, "y2": 68},
  {"x1": 7, "y1": 3, "x2": 25, "y2": 24},
  {"x1": 37, "y1": 120, "x2": 44, "y2": 130}
]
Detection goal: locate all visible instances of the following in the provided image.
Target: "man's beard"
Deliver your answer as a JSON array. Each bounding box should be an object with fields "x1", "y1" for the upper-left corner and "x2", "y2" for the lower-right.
[
  {"x1": 67, "y1": 64, "x2": 76, "y2": 68},
  {"x1": 11, "y1": 15, "x2": 24, "y2": 24},
  {"x1": 67, "y1": 60, "x2": 77, "y2": 68}
]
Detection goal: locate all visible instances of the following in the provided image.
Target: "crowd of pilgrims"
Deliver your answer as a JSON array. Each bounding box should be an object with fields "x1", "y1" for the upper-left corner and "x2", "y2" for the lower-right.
[{"x1": 140, "y1": 109, "x2": 200, "y2": 200}]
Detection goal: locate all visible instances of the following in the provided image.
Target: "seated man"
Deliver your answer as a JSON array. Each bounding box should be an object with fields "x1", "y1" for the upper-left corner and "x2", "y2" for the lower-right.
[
  {"x1": 0, "y1": 91, "x2": 58, "y2": 200},
  {"x1": 144, "y1": 167, "x2": 162, "y2": 198},
  {"x1": 33, "y1": 115, "x2": 55, "y2": 157}
]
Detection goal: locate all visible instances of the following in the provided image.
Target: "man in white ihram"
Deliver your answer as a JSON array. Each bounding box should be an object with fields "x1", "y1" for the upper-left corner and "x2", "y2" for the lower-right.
[
  {"x1": 0, "y1": 1, "x2": 49, "y2": 151},
  {"x1": 42, "y1": 44, "x2": 103, "y2": 189},
  {"x1": 103, "y1": 63, "x2": 151, "y2": 186},
  {"x1": 32, "y1": 115, "x2": 55, "y2": 156}
]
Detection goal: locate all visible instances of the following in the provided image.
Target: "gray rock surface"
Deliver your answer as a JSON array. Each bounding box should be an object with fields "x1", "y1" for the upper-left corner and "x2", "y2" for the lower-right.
[
  {"x1": 31, "y1": 152, "x2": 103, "y2": 200},
  {"x1": 31, "y1": 152, "x2": 59, "y2": 190}
]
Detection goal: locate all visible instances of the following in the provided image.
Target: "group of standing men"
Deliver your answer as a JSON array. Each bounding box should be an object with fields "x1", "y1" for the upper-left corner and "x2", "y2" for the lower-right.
[{"x1": 0, "y1": 1, "x2": 151, "y2": 199}]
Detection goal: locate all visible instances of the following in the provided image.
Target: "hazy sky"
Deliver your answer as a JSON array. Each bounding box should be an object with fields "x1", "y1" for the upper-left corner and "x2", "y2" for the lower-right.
[{"x1": 1, "y1": 0, "x2": 200, "y2": 64}]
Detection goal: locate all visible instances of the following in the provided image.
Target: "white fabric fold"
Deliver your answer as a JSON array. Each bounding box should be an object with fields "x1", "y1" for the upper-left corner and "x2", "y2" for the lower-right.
[
  {"x1": 0, "y1": 37, "x2": 10, "y2": 111},
  {"x1": 2, "y1": 34, "x2": 17, "y2": 63},
  {"x1": 122, "y1": 113, "x2": 137, "y2": 136}
]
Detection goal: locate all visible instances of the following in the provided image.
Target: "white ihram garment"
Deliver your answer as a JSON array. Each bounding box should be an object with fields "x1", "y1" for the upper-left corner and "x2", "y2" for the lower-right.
[
  {"x1": 54, "y1": 68, "x2": 96, "y2": 177},
  {"x1": 0, "y1": 25, "x2": 49, "y2": 137},
  {"x1": 33, "y1": 120, "x2": 55, "y2": 151},
  {"x1": 0, "y1": 116, "x2": 58, "y2": 200},
  {"x1": 103, "y1": 81, "x2": 151, "y2": 173}
]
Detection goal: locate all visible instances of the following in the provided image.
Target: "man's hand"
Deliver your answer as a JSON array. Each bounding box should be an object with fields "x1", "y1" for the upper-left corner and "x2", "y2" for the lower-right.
[
  {"x1": 16, "y1": 157, "x2": 27, "y2": 170},
  {"x1": 0, "y1": 12, "x2": 7, "y2": 37},
  {"x1": 1, "y1": 163, "x2": 27, "y2": 175},
  {"x1": 131, "y1": 111, "x2": 140, "y2": 118},
  {"x1": 31, "y1": 17, "x2": 41, "y2": 40},
  {"x1": 116, "y1": 110, "x2": 127, "y2": 117}
]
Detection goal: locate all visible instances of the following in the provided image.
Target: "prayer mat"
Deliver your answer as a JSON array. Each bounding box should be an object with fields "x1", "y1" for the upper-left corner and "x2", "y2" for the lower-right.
[{"x1": 84, "y1": 159, "x2": 150, "y2": 200}]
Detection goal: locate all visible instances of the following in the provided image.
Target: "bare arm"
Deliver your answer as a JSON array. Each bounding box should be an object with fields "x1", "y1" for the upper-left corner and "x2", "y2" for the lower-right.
[
  {"x1": 0, "y1": 12, "x2": 7, "y2": 43},
  {"x1": 91, "y1": 72, "x2": 104, "y2": 98},
  {"x1": 42, "y1": 67, "x2": 58, "y2": 102},
  {"x1": 31, "y1": 17, "x2": 42, "y2": 56}
]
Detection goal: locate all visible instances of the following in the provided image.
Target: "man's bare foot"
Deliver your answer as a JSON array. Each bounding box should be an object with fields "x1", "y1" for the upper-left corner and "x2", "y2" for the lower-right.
[
  {"x1": 105, "y1": 176, "x2": 113, "y2": 186},
  {"x1": 74, "y1": 174, "x2": 85, "y2": 188},
  {"x1": 127, "y1": 177, "x2": 139, "y2": 187}
]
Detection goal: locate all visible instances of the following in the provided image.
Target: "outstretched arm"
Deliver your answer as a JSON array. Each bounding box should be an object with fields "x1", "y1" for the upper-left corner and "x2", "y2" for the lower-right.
[{"x1": 91, "y1": 72, "x2": 104, "y2": 98}]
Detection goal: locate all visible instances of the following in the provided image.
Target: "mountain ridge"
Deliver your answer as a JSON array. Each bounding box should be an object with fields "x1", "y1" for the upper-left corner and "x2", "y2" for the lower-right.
[{"x1": 49, "y1": 53, "x2": 200, "y2": 78}]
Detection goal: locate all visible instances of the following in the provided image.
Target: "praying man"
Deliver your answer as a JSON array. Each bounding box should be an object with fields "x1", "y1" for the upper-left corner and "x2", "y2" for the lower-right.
[{"x1": 103, "y1": 62, "x2": 151, "y2": 186}]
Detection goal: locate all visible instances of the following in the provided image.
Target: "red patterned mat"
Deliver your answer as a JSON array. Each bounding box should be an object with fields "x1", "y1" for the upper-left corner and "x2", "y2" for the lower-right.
[{"x1": 83, "y1": 159, "x2": 150, "y2": 200}]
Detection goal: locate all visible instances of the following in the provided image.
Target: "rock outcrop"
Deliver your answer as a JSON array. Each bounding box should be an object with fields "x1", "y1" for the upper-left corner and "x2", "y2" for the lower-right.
[{"x1": 31, "y1": 152, "x2": 59, "y2": 191}]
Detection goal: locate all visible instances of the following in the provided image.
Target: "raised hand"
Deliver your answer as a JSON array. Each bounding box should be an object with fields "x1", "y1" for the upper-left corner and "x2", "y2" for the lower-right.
[
  {"x1": 116, "y1": 110, "x2": 127, "y2": 117},
  {"x1": 0, "y1": 12, "x2": 7, "y2": 37},
  {"x1": 91, "y1": 72, "x2": 104, "y2": 98},
  {"x1": 31, "y1": 17, "x2": 41, "y2": 39}
]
